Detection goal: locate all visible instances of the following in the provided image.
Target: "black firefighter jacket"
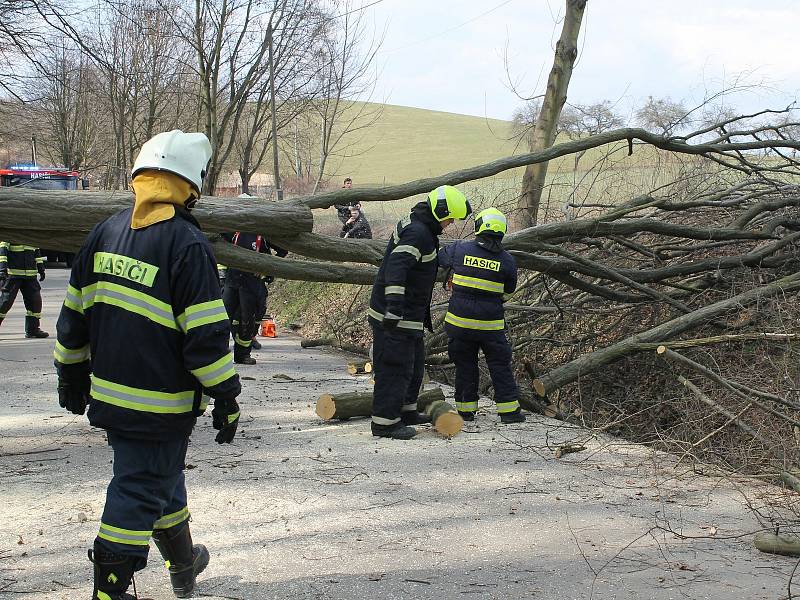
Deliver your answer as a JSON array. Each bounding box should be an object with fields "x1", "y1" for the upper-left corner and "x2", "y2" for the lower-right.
[
  {"x1": 368, "y1": 202, "x2": 442, "y2": 336},
  {"x1": 54, "y1": 207, "x2": 241, "y2": 440},
  {"x1": 222, "y1": 232, "x2": 288, "y2": 291},
  {"x1": 438, "y1": 235, "x2": 517, "y2": 334},
  {"x1": 0, "y1": 242, "x2": 45, "y2": 278}
]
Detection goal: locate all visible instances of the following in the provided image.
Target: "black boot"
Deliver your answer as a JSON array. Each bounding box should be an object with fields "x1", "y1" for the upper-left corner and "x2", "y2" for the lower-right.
[
  {"x1": 371, "y1": 422, "x2": 417, "y2": 439},
  {"x1": 458, "y1": 411, "x2": 476, "y2": 422},
  {"x1": 152, "y1": 521, "x2": 210, "y2": 598},
  {"x1": 500, "y1": 409, "x2": 526, "y2": 424},
  {"x1": 251, "y1": 338, "x2": 262, "y2": 350},
  {"x1": 89, "y1": 541, "x2": 138, "y2": 600},
  {"x1": 401, "y1": 411, "x2": 431, "y2": 425},
  {"x1": 233, "y1": 346, "x2": 256, "y2": 365},
  {"x1": 25, "y1": 316, "x2": 49, "y2": 338}
]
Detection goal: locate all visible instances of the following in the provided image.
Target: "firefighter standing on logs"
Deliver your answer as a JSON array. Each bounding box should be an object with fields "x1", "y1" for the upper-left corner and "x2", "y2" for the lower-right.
[
  {"x1": 53, "y1": 130, "x2": 242, "y2": 600},
  {"x1": 368, "y1": 185, "x2": 471, "y2": 439},
  {"x1": 0, "y1": 242, "x2": 49, "y2": 338},
  {"x1": 438, "y1": 207, "x2": 525, "y2": 424}
]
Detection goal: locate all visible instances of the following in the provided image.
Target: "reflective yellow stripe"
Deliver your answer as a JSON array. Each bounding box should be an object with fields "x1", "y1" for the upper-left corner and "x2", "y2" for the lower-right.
[
  {"x1": 25, "y1": 311, "x2": 42, "y2": 318},
  {"x1": 0, "y1": 256, "x2": 7, "y2": 262},
  {"x1": 153, "y1": 506, "x2": 190, "y2": 530},
  {"x1": 53, "y1": 341, "x2": 91, "y2": 365},
  {"x1": 385, "y1": 285, "x2": 405, "y2": 295},
  {"x1": 36, "y1": 257, "x2": 45, "y2": 263},
  {"x1": 420, "y1": 249, "x2": 437, "y2": 263},
  {"x1": 444, "y1": 311, "x2": 504, "y2": 331},
  {"x1": 82, "y1": 281, "x2": 178, "y2": 330},
  {"x1": 456, "y1": 401, "x2": 478, "y2": 412},
  {"x1": 496, "y1": 400, "x2": 520, "y2": 414},
  {"x1": 392, "y1": 244, "x2": 421, "y2": 260},
  {"x1": 452, "y1": 273, "x2": 504, "y2": 293},
  {"x1": 234, "y1": 334, "x2": 252, "y2": 347},
  {"x1": 7, "y1": 244, "x2": 36, "y2": 251},
  {"x1": 98, "y1": 522, "x2": 152, "y2": 546},
  {"x1": 176, "y1": 299, "x2": 228, "y2": 332},
  {"x1": 64, "y1": 284, "x2": 84, "y2": 314},
  {"x1": 7, "y1": 268, "x2": 38, "y2": 276},
  {"x1": 97, "y1": 592, "x2": 113, "y2": 600},
  {"x1": 90, "y1": 375, "x2": 196, "y2": 414},
  {"x1": 190, "y1": 353, "x2": 236, "y2": 388},
  {"x1": 367, "y1": 307, "x2": 423, "y2": 331},
  {"x1": 372, "y1": 415, "x2": 401, "y2": 426}
]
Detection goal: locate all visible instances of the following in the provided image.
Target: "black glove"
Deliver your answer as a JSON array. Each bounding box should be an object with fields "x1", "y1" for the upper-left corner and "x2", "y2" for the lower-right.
[
  {"x1": 38, "y1": 270, "x2": 45, "y2": 282},
  {"x1": 212, "y1": 398, "x2": 240, "y2": 444},
  {"x1": 0, "y1": 271, "x2": 7, "y2": 287},
  {"x1": 57, "y1": 378, "x2": 90, "y2": 415}
]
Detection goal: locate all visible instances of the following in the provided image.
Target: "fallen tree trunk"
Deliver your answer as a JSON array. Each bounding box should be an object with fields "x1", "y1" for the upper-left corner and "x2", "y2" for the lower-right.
[
  {"x1": 314, "y1": 388, "x2": 462, "y2": 437},
  {"x1": 533, "y1": 272, "x2": 800, "y2": 397},
  {"x1": 298, "y1": 128, "x2": 800, "y2": 209},
  {"x1": 300, "y1": 337, "x2": 369, "y2": 357},
  {"x1": 0, "y1": 228, "x2": 378, "y2": 285},
  {"x1": 0, "y1": 189, "x2": 313, "y2": 236},
  {"x1": 754, "y1": 532, "x2": 800, "y2": 557}
]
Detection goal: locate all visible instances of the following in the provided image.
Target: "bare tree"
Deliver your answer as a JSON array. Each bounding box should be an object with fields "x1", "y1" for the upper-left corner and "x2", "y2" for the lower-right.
[
  {"x1": 517, "y1": 0, "x2": 588, "y2": 227},
  {"x1": 309, "y1": 0, "x2": 382, "y2": 194},
  {"x1": 29, "y1": 39, "x2": 100, "y2": 171},
  {"x1": 635, "y1": 95, "x2": 689, "y2": 135}
]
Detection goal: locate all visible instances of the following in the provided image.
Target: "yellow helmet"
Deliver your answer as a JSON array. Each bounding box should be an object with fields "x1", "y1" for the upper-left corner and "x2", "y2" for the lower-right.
[
  {"x1": 475, "y1": 207, "x2": 508, "y2": 236},
  {"x1": 427, "y1": 185, "x2": 472, "y2": 222}
]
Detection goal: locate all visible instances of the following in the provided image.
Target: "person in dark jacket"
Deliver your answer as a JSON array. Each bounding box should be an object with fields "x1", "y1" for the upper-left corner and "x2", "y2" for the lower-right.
[
  {"x1": 0, "y1": 242, "x2": 49, "y2": 338},
  {"x1": 222, "y1": 198, "x2": 288, "y2": 363},
  {"x1": 438, "y1": 208, "x2": 525, "y2": 424},
  {"x1": 339, "y1": 204, "x2": 373, "y2": 239},
  {"x1": 334, "y1": 177, "x2": 355, "y2": 224},
  {"x1": 54, "y1": 130, "x2": 242, "y2": 600},
  {"x1": 368, "y1": 185, "x2": 472, "y2": 439}
]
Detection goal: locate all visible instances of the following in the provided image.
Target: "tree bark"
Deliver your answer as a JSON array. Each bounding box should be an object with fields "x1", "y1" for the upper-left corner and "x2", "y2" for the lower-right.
[
  {"x1": 753, "y1": 532, "x2": 800, "y2": 557},
  {"x1": 517, "y1": 0, "x2": 587, "y2": 227},
  {"x1": 0, "y1": 189, "x2": 313, "y2": 236}
]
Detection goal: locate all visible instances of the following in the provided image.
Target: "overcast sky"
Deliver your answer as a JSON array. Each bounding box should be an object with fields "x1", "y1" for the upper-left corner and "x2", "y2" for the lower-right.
[{"x1": 363, "y1": 0, "x2": 799, "y2": 122}]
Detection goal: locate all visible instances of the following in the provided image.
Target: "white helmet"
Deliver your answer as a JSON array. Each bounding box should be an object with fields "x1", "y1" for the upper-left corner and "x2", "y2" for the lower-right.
[{"x1": 132, "y1": 130, "x2": 213, "y2": 194}]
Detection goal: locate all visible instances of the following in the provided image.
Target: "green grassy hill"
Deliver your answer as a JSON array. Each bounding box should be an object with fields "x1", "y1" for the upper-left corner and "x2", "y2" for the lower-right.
[{"x1": 323, "y1": 103, "x2": 523, "y2": 187}]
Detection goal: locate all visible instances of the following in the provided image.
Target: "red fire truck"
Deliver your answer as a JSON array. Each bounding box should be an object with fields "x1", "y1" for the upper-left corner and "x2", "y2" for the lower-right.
[{"x1": 0, "y1": 163, "x2": 86, "y2": 263}]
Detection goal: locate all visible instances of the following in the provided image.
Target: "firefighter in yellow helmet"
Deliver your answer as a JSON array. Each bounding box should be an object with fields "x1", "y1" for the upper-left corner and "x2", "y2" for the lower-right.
[
  {"x1": 438, "y1": 208, "x2": 525, "y2": 423},
  {"x1": 54, "y1": 130, "x2": 242, "y2": 599},
  {"x1": 368, "y1": 185, "x2": 472, "y2": 439}
]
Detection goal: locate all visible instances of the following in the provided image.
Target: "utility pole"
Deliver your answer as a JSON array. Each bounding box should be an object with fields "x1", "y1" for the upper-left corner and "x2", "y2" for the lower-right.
[
  {"x1": 267, "y1": 22, "x2": 283, "y2": 201},
  {"x1": 31, "y1": 135, "x2": 37, "y2": 166}
]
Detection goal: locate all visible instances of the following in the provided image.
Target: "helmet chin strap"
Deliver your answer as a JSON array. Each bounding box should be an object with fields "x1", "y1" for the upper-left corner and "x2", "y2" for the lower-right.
[{"x1": 185, "y1": 196, "x2": 198, "y2": 210}]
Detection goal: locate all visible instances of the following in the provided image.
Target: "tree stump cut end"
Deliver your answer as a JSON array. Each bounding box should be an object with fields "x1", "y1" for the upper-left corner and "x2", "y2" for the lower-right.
[{"x1": 315, "y1": 394, "x2": 337, "y2": 420}]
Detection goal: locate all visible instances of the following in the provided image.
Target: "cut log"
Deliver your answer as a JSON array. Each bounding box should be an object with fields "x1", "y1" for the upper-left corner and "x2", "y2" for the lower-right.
[
  {"x1": 753, "y1": 532, "x2": 800, "y2": 557},
  {"x1": 314, "y1": 388, "x2": 461, "y2": 437},
  {"x1": 347, "y1": 360, "x2": 373, "y2": 375}
]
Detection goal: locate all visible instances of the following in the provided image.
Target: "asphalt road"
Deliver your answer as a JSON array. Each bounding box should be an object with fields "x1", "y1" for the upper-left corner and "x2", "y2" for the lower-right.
[{"x1": 0, "y1": 269, "x2": 795, "y2": 599}]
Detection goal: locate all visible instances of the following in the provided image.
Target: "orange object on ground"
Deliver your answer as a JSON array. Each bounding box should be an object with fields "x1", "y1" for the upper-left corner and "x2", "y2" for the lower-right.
[{"x1": 260, "y1": 318, "x2": 277, "y2": 337}]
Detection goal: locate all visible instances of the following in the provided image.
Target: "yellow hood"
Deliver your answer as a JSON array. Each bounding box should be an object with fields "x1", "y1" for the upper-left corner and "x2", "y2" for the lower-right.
[{"x1": 130, "y1": 170, "x2": 199, "y2": 230}]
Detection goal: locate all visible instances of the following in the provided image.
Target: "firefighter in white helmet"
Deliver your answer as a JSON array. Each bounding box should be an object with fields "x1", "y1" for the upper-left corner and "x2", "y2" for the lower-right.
[{"x1": 54, "y1": 130, "x2": 242, "y2": 599}]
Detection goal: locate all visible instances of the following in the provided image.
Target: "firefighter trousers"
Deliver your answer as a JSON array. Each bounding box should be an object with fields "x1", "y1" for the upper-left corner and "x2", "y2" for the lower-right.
[
  {"x1": 0, "y1": 277, "x2": 42, "y2": 332},
  {"x1": 371, "y1": 324, "x2": 425, "y2": 426},
  {"x1": 222, "y1": 282, "x2": 258, "y2": 360},
  {"x1": 446, "y1": 327, "x2": 520, "y2": 414},
  {"x1": 96, "y1": 432, "x2": 190, "y2": 566}
]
